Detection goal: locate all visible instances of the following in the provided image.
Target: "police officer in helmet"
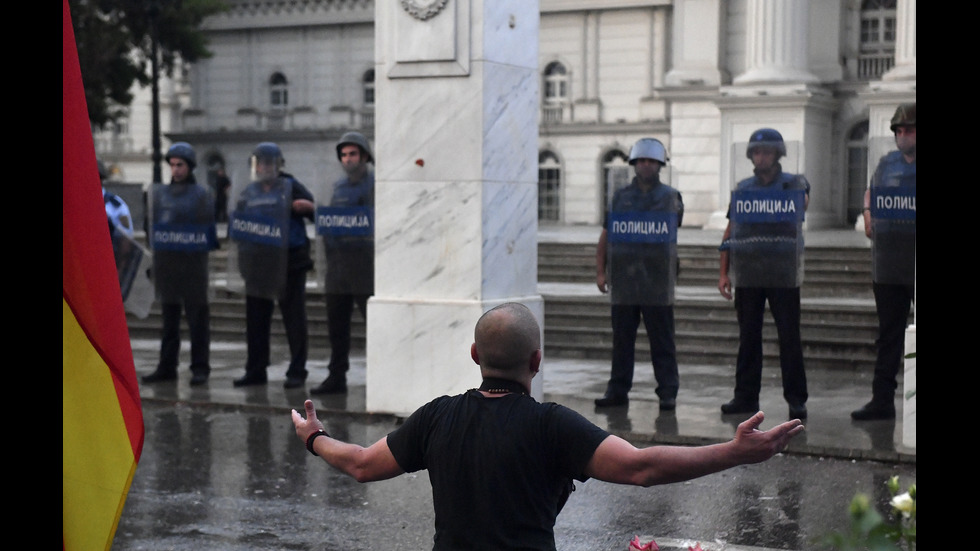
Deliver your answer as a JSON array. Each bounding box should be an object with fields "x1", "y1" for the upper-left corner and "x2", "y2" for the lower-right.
[{"x1": 141, "y1": 142, "x2": 219, "y2": 385}]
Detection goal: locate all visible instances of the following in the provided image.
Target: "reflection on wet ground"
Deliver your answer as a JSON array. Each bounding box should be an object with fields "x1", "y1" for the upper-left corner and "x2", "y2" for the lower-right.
[{"x1": 113, "y1": 401, "x2": 915, "y2": 551}]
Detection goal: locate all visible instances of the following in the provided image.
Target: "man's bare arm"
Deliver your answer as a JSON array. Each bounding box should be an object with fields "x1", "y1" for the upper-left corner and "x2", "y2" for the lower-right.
[
  {"x1": 292, "y1": 400, "x2": 404, "y2": 483},
  {"x1": 585, "y1": 412, "x2": 803, "y2": 487}
]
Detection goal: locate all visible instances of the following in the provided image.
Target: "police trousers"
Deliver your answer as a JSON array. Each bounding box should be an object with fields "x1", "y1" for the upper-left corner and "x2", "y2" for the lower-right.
[{"x1": 733, "y1": 287, "x2": 807, "y2": 406}]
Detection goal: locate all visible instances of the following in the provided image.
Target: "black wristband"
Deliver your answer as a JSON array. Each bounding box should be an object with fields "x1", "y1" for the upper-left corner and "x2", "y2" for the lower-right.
[{"x1": 306, "y1": 429, "x2": 329, "y2": 456}]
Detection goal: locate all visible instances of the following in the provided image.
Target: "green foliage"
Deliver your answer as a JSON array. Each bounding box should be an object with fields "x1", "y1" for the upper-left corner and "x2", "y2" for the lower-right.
[
  {"x1": 817, "y1": 477, "x2": 916, "y2": 551},
  {"x1": 68, "y1": 0, "x2": 228, "y2": 128}
]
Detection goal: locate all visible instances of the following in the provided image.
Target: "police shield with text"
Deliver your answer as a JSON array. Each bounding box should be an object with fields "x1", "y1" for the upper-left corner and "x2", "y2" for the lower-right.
[
  {"x1": 851, "y1": 102, "x2": 916, "y2": 421},
  {"x1": 718, "y1": 128, "x2": 810, "y2": 421},
  {"x1": 141, "y1": 142, "x2": 219, "y2": 385},
  {"x1": 310, "y1": 131, "x2": 376, "y2": 395},
  {"x1": 230, "y1": 142, "x2": 317, "y2": 388},
  {"x1": 594, "y1": 137, "x2": 683, "y2": 411},
  {"x1": 228, "y1": 142, "x2": 292, "y2": 299},
  {"x1": 728, "y1": 129, "x2": 806, "y2": 288}
]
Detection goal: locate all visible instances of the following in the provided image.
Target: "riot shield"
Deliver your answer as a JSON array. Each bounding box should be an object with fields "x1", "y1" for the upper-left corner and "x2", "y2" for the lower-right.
[
  {"x1": 227, "y1": 176, "x2": 292, "y2": 299},
  {"x1": 315, "y1": 173, "x2": 375, "y2": 296},
  {"x1": 868, "y1": 140, "x2": 916, "y2": 285},
  {"x1": 111, "y1": 230, "x2": 154, "y2": 319},
  {"x1": 729, "y1": 187, "x2": 806, "y2": 288},
  {"x1": 607, "y1": 210, "x2": 679, "y2": 306},
  {"x1": 148, "y1": 183, "x2": 217, "y2": 304}
]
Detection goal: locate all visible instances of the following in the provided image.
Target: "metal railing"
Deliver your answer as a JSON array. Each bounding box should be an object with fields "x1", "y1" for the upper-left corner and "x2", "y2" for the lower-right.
[
  {"x1": 542, "y1": 104, "x2": 564, "y2": 124},
  {"x1": 857, "y1": 52, "x2": 895, "y2": 80}
]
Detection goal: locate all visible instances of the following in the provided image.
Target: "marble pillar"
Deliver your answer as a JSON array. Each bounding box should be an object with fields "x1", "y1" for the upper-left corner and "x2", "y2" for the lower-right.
[
  {"x1": 734, "y1": 0, "x2": 817, "y2": 85},
  {"x1": 883, "y1": 0, "x2": 916, "y2": 82},
  {"x1": 368, "y1": 0, "x2": 542, "y2": 415},
  {"x1": 664, "y1": 0, "x2": 727, "y2": 87}
]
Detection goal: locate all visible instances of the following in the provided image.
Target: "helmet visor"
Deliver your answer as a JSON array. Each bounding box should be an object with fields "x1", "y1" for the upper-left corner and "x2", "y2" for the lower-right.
[{"x1": 250, "y1": 155, "x2": 280, "y2": 182}]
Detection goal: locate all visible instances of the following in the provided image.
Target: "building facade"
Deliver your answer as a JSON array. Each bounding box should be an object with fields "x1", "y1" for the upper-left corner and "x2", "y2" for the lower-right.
[{"x1": 95, "y1": 0, "x2": 915, "y2": 230}]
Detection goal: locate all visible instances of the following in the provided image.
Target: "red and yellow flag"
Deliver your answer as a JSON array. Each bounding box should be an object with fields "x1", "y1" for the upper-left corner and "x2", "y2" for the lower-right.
[{"x1": 63, "y1": 1, "x2": 144, "y2": 549}]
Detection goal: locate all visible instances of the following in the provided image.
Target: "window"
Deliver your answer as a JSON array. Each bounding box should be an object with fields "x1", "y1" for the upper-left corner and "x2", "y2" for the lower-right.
[
  {"x1": 542, "y1": 62, "x2": 568, "y2": 124},
  {"x1": 601, "y1": 150, "x2": 630, "y2": 212},
  {"x1": 538, "y1": 151, "x2": 562, "y2": 222},
  {"x1": 858, "y1": 0, "x2": 896, "y2": 79},
  {"x1": 363, "y1": 69, "x2": 375, "y2": 108},
  {"x1": 270, "y1": 72, "x2": 288, "y2": 109}
]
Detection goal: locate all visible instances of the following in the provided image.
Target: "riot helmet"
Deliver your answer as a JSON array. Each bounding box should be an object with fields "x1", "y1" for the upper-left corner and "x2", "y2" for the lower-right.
[
  {"x1": 628, "y1": 138, "x2": 668, "y2": 165},
  {"x1": 890, "y1": 102, "x2": 916, "y2": 132},
  {"x1": 165, "y1": 142, "x2": 197, "y2": 169},
  {"x1": 251, "y1": 142, "x2": 284, "y2": 182},
  {"x1": 336, "y1": 131, "x2": 374, "y2": 164},
  {"x1": 746, "y1": 128, "x2": 786, "y2": 159}
]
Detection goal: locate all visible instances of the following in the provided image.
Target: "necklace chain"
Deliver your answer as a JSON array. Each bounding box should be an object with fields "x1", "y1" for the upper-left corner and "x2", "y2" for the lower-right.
[{"x1": 477, "y1": 377, "x2": 528, "y2": 396}]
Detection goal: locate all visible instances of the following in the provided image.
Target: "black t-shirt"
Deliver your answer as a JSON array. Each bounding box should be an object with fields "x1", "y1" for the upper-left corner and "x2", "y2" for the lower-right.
[{"x1": 387, "y1": 390, "x2": 610, "y2": 551}]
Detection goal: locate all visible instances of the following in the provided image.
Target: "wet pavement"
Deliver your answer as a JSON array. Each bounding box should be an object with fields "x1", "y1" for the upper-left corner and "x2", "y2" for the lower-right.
[
  {"x1": 114, "y1": 399, "x2": 915, "y2": 551},
  {"x1": 129, "y1": 316, "x2": 915, "y2": 467},
  {"x1": 114, "y1": 225, "x2": 916, "y2": 550},
  {"x1": 115, "y1": 334, "x2": 916, "y2": 551}
]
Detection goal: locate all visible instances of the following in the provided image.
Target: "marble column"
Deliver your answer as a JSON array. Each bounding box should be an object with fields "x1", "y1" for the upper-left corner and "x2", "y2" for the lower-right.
[
  {"x1": 734, "y1": 0, "x2": 817, "y2": 85},
  {"x1": 368, "y1": 0, "x2": 542, "y2": 415},
  {"x1": 664, "y1": 0, "x2": 727, "y2": 87},
  {"x1": 883, "y1": 0, "x2": 916, "y2": 82}
]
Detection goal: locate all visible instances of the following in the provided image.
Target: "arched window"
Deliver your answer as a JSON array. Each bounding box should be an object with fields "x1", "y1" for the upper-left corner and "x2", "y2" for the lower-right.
[
  {"x1": 601, "y1": 149, "x2": 630, "y2": 213},
  {"x1": 270, "y1": 72, "x2": 289, "y2": 109},
  {"x1": 846, "y1": 121, "x2": 869, "y2": 225},
  {"x1": 858, "y1": 0, "x2": 897, "y2": 79},
  {"x1": 538, "y1": 151, "x2": 562, "y2": 222},
  {"x1": 542, "y1": 62, "x2": 568, "y2": 124}
]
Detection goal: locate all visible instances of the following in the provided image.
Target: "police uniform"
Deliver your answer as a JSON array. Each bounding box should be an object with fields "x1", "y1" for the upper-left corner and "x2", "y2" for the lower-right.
[
  {"x1": 866, "y1": 150, "x2": 916, "y2": 409},
  {"x1": 240, "y1": 172, "x2": 315, "y2": 385},
  {"x1": 321, "y1": 171, "x2": 374, "y2": 385},
  {"x1": 725, "y1": 168, "x2": 809, "y2": 412},
  {"x1": 600, "y1": 176, "x2": 683, "y2": 406},
  {"x1": 150, "y1": 175, "x2": 218, "y2": 382},
  {"x1": 104, "y1": 188, "x2": 134, "y2": 237}
]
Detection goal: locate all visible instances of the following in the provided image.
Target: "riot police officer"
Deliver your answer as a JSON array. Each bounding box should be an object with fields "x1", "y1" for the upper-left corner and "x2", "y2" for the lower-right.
[
  {"x1": 718, "y1": 129, "x2": 810, "y2": 420},
  {"x1": 310, "y1": 131, "x2": 375, "y2": 395},
  {"x1": 141, "y1": 142, "x2": 218, "y2": 385},
  {"x1": 851, "y1": 103, "x2": 916, "y2": 421},
  {"x1": 594, "y1": 138, "x2": 683, "y2": 411},
  {"x1": 230, "y1": 142, "x2": 315, "y2": 389}
]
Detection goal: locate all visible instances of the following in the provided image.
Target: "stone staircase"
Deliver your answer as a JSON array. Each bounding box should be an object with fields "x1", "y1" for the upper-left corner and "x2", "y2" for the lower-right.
[{"x1": 127, "y1": 231, "x2": 891, "y2": 372}]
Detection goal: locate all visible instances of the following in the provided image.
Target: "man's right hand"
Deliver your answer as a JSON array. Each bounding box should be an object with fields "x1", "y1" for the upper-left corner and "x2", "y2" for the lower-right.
[{"x1": 731, "y1": 412, "x2": 805, "y2": 464}]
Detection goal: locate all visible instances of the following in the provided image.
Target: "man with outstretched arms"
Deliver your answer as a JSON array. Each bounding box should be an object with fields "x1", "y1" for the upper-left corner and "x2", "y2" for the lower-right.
[{"x1": 292, "y1": 302, "x2": 804, "y2": 550}]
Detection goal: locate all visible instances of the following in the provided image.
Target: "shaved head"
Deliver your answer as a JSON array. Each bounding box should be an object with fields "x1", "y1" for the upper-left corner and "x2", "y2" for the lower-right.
[{"x1": 473, "y1": 303, "x2": 541, "y2": 373}]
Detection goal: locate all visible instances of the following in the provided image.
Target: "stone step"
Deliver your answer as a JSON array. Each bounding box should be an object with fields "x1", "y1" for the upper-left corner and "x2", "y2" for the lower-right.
[
  {"x1": 130, "y1": 235, "x2": 883, "y2": 372},
  {"x1": 537, "y1": 242, "x2": 874, "y2": 298},
  {"x1": 129, "y1": 292, "x2": 884, "y2": 372},
  {"x1": 540, "y1": 294, "x2": 884, "y2": 371}
]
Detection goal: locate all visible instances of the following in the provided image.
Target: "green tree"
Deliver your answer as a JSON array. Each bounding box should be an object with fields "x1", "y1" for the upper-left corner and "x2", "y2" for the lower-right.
[{"x1": 69, "y1": 0, "x2": 228, "y2": 128}]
